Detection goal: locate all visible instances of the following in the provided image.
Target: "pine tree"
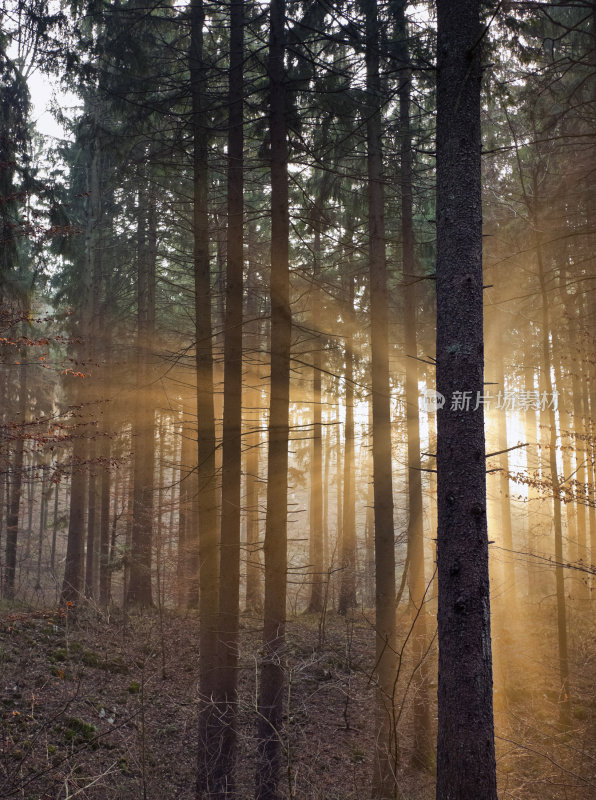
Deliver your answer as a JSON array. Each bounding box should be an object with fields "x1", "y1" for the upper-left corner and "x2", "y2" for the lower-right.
[{"x1": 435, "y1": 1, "x2": 498, "y2": 796}]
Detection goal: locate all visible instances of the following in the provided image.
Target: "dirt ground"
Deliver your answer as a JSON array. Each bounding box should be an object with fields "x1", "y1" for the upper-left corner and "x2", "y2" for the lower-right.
[{"x1": 0, "y1": 598, "x2": 594, "y2": 799}]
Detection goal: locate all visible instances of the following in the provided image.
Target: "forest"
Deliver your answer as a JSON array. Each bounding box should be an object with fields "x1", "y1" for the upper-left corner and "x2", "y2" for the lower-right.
[{"x1": 1, "y1": 0, "x2": 596, "y2": 798}]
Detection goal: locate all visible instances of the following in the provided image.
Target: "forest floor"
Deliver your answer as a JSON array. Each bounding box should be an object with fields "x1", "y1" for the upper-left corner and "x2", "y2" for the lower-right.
[{"x1": 0, "y1": 596, "x2": 595, "y2": 799}]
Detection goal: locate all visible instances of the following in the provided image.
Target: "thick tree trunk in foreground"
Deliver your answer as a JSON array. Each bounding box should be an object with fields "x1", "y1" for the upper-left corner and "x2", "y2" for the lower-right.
[
  {"x1": 255, "y1": 0, "x2": 291, "y2": 795},
  {"x1": 214, "y1": 0, "x2": 244, "y2": 793},
  {"x1": 435, "y1": 2, "x2": 498, "y2": 798}
]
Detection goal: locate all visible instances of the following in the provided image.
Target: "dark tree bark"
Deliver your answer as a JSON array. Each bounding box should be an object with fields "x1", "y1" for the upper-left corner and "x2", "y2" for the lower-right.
[
  {"x1": 255, "y1": 0, "x2": 291, "y2": 794},
  {"x1": 35, "y1": 466, "x2": 48, "y2": 591},
  {"x1": 85, "y1": 438, "x2": 97, "y2": 598},
  {"x1": 123, "y1": 473, "x2": 133, "y2": 606},
  {"x1": 584, "y1": 379, "x2": 596, "y2": 589},
  {"x1": 435, "y1": 1, "x2": 498, "y2": 797},
  {"x1": 245, "y1": 245, "x2": 263, "y2": 613},
  {"x1": 61, "y1": 135, "x2": 103, "y2": 605},
  {"x1": 213, "y1": 0, "x2": 245, "y2": 792},
  {"x1": 361, "y1": 0, "x2": 397, "y2": 793},
  {"x1": 244, "y1": 409, "x2": 262, "y2": 612},
  {"x1": 0, "y1": 374, "x2": 6, "y2": 581},
  {"x1": 307, "y1": 213, "x2": 324, "y2": 614},
  {"x1": 177, "y1": 399, "x2": 194, "y2": 608},
  {"x1": 50, "y1": 481, "x2": 59, "y2": 575},
  {"x1": 62, "y1": 420, "x2": 87, "y2": 603},
  {"x1": 334, "y1": 396, "x2": 343, "y2": 604},
  {"x1": 191, "y1": 0, "x2": 220, "y2": 794},
  {"x1": 127, "y1": 173, "x2": 157, "y2": 607},
  {"x1": 98, "y1": 417, "x2": 112, "y2": 606},
  {"x1": 97, "y1": 328, "x2": 113, "y2": 607},
  {"x1": 323, "y1": 405, "x2": 330, "y2": 578},
  {"x1": 84, "y1": 144, "x2": 103, "y2": 601},
  {"x1": 25, "y1": 467, "x2": 33, "y2": 567},
  {"x1": 338, "y1": 271, "x2": 356, "y2": 615},
  {"x1": 244, "y1": 226, "x2": 264, "y2": 615},
  {"x1": 4, "y1": 356, "x2": 27, "y2": 600},
  {"x1": 364, "y1": 395, "x2": 375, "y2": 609},
  {"x1": 394, "y1": 0, "x2": 432, "y2": 770}
]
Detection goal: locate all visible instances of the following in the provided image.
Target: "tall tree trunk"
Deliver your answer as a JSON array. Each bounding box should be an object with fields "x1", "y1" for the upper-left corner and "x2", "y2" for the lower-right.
[
  {"x1": 338, "y1": 272, "x2": 356, "y2": 614},
  {"x1": 435, "y1": 1, "x2": 498, "y2": 797},
  {"x1": 84, "y1": 145, "x2": 103, "y2": 601},
  {"x1": 244, "y1": 228, "x2": 263, "y2": 613},
  {"x1": 213, "y1": 0, "x2": 244, "y2": 792},
  {"x1": 35, "y1": 466, "x2": 48, "y2": 591},
  {"x1": 589, "y1": 0, "x2": 596, "y2": 600},
  {"x1": 571, "y1": 330, "x2": 589, "y2": 599},
  {"x1": 523, "y1": 364, "x2": 540, "y2": 598},
  {"x1": 85, "y1": 439, "x2": 97, "y2": 598},
  {"x1": 4, "y1": 356, "x2": 27, "y2": 600},
  {"x1": 394, "y1": 0, "x2": 432, "y2": 770},
  {"x1": 334, "y1": 398, "x2": 342, "y2": 607},
  {"x1": 123, "y1": 471, "x2": 133, "y2": 606},
  {"x1": 583, "y1": 371, "x2": 596, "y2": 589},
  {"x1": 244, "y1": 250, "x2": 263, "y2": 614},
  {"x1": 535, "y1": 224, "x2": 571, "y2": 726},
  {"x1": 307, "y1": 216, "x2": 324, "y2": 613},
  {"x1": 495, "y1": 337, "x2": 516, "y2": 594},
  {"x1": 61, "y1": 139, "x2": 101, "y2": 604},
  {"x1": 585, "y1": 384, "x2": 596, "y2": 593},
  {"x1": 51, "y1": 480, "x2": 59, "y2": 575},
  {"x1": 364, "y1": 396, "x2": 375, "y2": 608},
  {"x1": 98, "y1": 432, "x2": 112, "y2": 606},
  {"x1": 0, "y1": 368, "x2": 6, "y2": 587},
  {"x1": 244, "y1": 385, "x2": 262, "y2": 612},
  {"x1": 323, "y1": 406, "x2": 330, "y2": 577},
  {"x1": 98, "y1": 333, "x2": 113, "y2": 607},
  {"x1": 25, "y1": 469, "x2": 33, "y2": 565},
  {"x1": 255, "y1": 0, "x2": 291, "y2": 794},
  {"x1": 177, "y1": 400, "x2": 194, "y2": 608},
  {"x1": 127, "y1": 173, "x2": 157, "y2": 606},
  {"x1": 191, "y1": 0, "x2": 220, "y2": 794},
  {"x1": 62, "y1": 393, "x2": 89, "y2": 603},
  {"x1": 361, "y1": 0, "x2": 397, "y2": 793}
]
